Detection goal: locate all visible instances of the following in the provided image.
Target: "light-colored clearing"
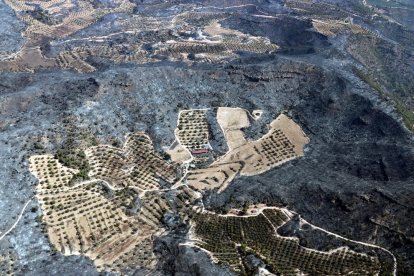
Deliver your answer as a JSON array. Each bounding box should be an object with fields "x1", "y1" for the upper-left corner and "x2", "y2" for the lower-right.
[
  {"x1": 166, "y1": 140, "x2": 192, "y2": 163},
  {"x1": 204, "y1": 20, "x2": 247, "y2": 37},
  {"x1": 252, "y1": 110, "x2": 263, "y2": 120},
  {"x1": 217, "y1": 107, "x2": 250, "y2": 151},
  {"x1": 217, "y1": 107, "x2": 250, "y2": 130}
]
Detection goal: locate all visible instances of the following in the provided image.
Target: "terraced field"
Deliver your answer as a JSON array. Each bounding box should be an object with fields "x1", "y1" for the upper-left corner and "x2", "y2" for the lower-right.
[
  {"x1": 28, "y1": 108, "x2": 394, "y2": 274},
  {"x1": 29, "y1": 160, "x2": 201, "y2": 272},
  {"x1": 191, "y1": 207, "x2": 382, "y2": 275},
  {"x1": 4, "y1": 0, "x2": 134, "y2": 45},
  {"x1": 185, "y1": 108, "x2": 309, "y2": 192},
  {"x1": 1, "y1": 0, "x2": 412, "y2": 274},
  {"x1": 85, "y1": 132, "x2": 178, "y2": 191},
  {"x1": 0, "y1": 2, "x2": 279, "y2": 73}
]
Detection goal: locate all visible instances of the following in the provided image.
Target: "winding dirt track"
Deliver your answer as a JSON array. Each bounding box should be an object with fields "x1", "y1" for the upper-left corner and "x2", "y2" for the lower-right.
[{"x1": 0, "y1": 197, "x2": 33, "y2": 241}]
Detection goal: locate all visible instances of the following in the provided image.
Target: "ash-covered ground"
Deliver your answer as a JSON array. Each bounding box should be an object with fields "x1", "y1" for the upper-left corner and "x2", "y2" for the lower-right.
[{"x1": 0, "y1": 0, "x2": 414, "y2": 275}]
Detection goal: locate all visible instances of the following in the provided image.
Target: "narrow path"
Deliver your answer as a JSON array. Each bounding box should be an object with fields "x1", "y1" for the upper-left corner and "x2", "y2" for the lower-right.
[
  {"x1": 0, "y1": 197, "x2": 33, "y2": 241},
  {"x1": 70, "y1": 179, "x2": 115, "y2": 190}
]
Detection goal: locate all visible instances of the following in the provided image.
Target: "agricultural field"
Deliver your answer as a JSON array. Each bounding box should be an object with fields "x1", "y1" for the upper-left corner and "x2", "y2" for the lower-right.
[
  {"x1": 27, "y1": 107, "x2": 311, "y2": 272},
  {"x1": 312, "y1": 19, "x2": 368, "y2": 37},
  {"x1": 29, "y1": 153, "x2": 200, "y2": 272},
  {"x1": 26, "y1": 107, "x2": 396, "y2": 274},
  {"x1": 85, "y1": 132, "x2": 178, "y2": 191},
  {"x1": 190, "y1": 206, "x2": 389, "y2": 275},
  {"x1": 175, "y1": 109, "x2": 213, "y2": 164},
  {"x1": 185, "y1": 108, "x2": 309, "y2": 192},
  {"x1": 3, "y1": 0, "x2": 134, "y2": 45},
  {"x1": 2, "y1": 0, "x2": 414, "y2": 274},
  {"x1": 0, "y1": 1, "x2": 279, "y2": 73}
]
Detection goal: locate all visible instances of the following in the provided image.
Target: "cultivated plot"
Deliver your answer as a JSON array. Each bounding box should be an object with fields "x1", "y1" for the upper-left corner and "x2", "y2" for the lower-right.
[
  {"x1": 0, "y1": 3, "x2": 279, "y2": 72},
  {"x1": 28, "y1": 107, "x2": 394, "y2": 274},
  {"x1": 190, "y1": 206, "x2": 382, "y2": 275},
  {"x1": 185, "y1": 108, "x2": 309, "y2": 192}
]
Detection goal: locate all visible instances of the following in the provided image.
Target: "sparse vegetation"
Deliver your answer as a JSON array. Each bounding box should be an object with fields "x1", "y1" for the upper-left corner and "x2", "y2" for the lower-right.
[
  {"x1": 395, "y1": 100, "x2": 414, "y2": 132},
  {"x1": 353, "y1": 67, "x2": 414, "y2": 132}
]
